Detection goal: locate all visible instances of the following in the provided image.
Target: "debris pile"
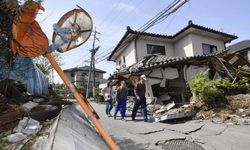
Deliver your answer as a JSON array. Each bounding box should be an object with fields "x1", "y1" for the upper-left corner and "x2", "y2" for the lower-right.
[
  {"x1": 129, "y1": 93, "x2": 250, "y2": 124},
  {"x1": 0, "y1": 80, "x2": 68, "y2": 149},
  {"x1": 194, "y1": 94, "x2": 250, "y2": 124}
]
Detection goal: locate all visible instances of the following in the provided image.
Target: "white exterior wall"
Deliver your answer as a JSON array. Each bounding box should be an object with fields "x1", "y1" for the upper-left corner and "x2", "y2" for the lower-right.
[
  {"x1": 64, "y1": 71, "x2": 104, "y2": 86},
  {"x1": 136, "y1": 39, "x2": 175, "y2": 61},
  {"x1": 191, "y1": 34, "x2": 225, "y2": 55},
  {"x1": 174, "y1": 34, "x2": 193, "y2": 57},
  {"x1": 116, "y1": 41, "x2": 136, "y2": 69},
  {"x1": 149, "y1": 68, "x2": 163, "y2": 78},
  {"x1": 114, "y1": 33, "x2": 226, "y2": 67}
]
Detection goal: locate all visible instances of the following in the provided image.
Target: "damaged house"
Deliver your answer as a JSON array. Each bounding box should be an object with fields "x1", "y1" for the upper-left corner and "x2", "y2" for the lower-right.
[{"x1": 108, "y1": 21, "x2": 238, "y2": 104}]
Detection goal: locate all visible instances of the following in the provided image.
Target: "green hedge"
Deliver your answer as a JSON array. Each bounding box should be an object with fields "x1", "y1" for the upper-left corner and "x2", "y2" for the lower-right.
[{"x1": 188, "y1": 72, "x2": 249, "y2": 108}]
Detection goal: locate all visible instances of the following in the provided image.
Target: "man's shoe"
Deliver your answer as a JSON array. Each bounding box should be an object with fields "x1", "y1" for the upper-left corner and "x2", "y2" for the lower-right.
[
  {"x1": 105, "y1": 114, "x2": 109, "y2": 117},
  {"x1": 108, "y1": 114, "x2": 112, "y2": 117},
  {"x1": 131, "y1": 118, "x2": 135, "y2": 121},
  {"x1": 121, "y1": 118, "x2": 126, "y2": 122}
]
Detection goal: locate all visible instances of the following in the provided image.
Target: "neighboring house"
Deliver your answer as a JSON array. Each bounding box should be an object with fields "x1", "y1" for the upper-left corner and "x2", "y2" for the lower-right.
[
  {"x1": 225, "y1": 40, "x2": 250, "y2": 65},
  {"x1": 63, "y1": 66, "x2": 106, "y2": 95},
  {"x1": 108, "y1": 21, "x2": 237, "y2": 104}
]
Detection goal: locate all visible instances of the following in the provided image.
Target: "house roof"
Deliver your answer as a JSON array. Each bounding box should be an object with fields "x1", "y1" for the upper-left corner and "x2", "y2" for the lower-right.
[
  {"x1": 225, "y1": 40, "x2": 250, "y2": 54},
  {"x1": 108, "y1": 21, "x2": 238, "y2": 61},
  {"x1": 115, "y1": 54, "x2": 215, "y2": 75},
  {"x1": 63, "y1": 66, "x2": 106, "y2": 73}
]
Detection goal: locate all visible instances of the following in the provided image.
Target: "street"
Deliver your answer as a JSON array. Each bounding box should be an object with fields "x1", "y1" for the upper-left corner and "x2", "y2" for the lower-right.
[{"x1": 91, "y1": 102, "x2": 250, "y2": 150}]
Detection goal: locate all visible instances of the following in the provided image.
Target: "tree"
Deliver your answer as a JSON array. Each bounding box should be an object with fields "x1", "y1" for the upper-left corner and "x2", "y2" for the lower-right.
[{"x1": 34, "y1": 52, "x2": 64, "y2": 75}]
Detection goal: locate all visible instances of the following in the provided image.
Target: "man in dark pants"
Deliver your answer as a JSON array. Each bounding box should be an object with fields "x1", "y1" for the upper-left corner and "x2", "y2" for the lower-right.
[
  {"x1": 114, "y1": 80, "x2": 128, "y2": 121},
  {"x1": 132, "y1": 74, "x2": 148, "y2": 122}
]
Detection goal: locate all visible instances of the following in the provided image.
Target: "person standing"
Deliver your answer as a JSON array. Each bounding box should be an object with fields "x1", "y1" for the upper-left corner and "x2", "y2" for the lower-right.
[
  {"x1": 101, "y1": 81, "x2": 114, "y2": 117},
  {"x1": 132, "y1": 74, "x2": 148, "y2": 122},
  {"x1": 114, "y1": 80, "x2": 128, "y2": 121}
]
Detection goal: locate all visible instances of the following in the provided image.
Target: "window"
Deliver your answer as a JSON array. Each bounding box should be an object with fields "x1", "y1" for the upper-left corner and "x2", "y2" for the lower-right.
[
  {"x1": 147, "y1": 44, "x2": 166, "y2": 55},
  {"x1": 202, "y1": 43, "x2": 217, "y2": 55}
]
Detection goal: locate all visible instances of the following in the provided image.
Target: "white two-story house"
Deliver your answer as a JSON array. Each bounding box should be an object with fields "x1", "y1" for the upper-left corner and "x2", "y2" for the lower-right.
[
  {"x1": 108, "y1": 21, "x2": 237, "y2": 103},
  {"x1": 63, "y1": 66, "x2": 106, "y2": 96}
]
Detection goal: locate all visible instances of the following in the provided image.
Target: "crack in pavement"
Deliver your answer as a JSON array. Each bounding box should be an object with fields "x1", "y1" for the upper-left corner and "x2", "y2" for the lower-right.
[
  {"x1": 138, "y1": 128, "x2": 165, "y2": 135},
  {"x1": 167, "y1": 124, "x2": 206, "y2": 135},
  {"x1": 215, "y1": 125, "x2": 228, "y2": 136},
  {"x1": 187, "y1": 137, "x2": 207, "y2": 145}
]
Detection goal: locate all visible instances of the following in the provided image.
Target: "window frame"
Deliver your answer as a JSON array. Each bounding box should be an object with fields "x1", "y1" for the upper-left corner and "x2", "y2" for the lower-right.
[
  {"x1": 202, "y1": 43, "x2": 217, "y2": 55},
  {"x1": 146, "y1": 44, "x2": 166, "y2": 55}
]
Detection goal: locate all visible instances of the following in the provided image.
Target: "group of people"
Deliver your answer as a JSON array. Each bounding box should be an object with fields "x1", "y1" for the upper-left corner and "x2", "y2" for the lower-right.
[{"x1": 101, "y1": 75, "x2": 148, "y2": 122}]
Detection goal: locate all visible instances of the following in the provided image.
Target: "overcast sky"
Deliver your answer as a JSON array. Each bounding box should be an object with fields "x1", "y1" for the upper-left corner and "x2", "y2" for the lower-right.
[{"x1": 36, "y1": 0, "x2": 250, "y2": 83}]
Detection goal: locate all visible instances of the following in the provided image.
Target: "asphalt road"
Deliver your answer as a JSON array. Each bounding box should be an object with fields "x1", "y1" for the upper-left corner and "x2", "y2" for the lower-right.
[{"x1": 91, "y1": 102, "x2": 250, "y2": 150}]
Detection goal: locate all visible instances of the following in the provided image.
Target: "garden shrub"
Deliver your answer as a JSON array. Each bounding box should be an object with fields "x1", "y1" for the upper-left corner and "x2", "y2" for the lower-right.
[{"x1": 188, "y1": 72, "x2": 229, "y2": 108}]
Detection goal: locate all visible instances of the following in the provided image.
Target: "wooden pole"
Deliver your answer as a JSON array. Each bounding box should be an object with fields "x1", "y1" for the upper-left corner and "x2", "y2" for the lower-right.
[{"x1": 45, "y1": 53, "x2": 118, "y2": 150}]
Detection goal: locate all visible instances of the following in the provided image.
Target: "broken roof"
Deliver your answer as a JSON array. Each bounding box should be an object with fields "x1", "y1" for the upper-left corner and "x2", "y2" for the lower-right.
[
  {"x1": 63, "y1": 66, "x2": 106, "y2": 73},
  {"x1": 115, "y1": 54, "x2": 214, "y2": 76},
  {"x1": 108, "y1": 21, "x2": 238, "y2": 61},
  {"x1": 225, "y1": 40, "x2": 250, "y2": 54}
]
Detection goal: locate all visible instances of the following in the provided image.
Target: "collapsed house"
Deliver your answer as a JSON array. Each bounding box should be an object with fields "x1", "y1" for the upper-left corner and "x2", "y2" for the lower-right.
[{"x1": 107, "y1": 21, "x2": 250, "y2": 105}]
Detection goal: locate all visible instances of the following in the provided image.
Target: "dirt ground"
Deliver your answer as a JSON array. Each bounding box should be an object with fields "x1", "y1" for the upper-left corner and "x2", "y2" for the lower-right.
[
  {"x1": 0, "y1": 95, "x2": 24, "y2": 130},
  {"x1": 194, "y1": 94, "x2": 250, "y2": 122}
]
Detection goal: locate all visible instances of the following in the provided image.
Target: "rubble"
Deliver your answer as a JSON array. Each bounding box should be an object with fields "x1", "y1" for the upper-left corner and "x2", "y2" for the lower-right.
[
  {"x1": 193, "y1": 94, "x2": 250, "y2": 123},
  {"x1": 2, "y1": 133, "x2": 27, "y2": 143},
  {"x1": 239, "y1": 119, "x2": 250, "y2": 125},
  {"x1": 22, "y1": 101, "x2": 39, "y2": 112},
  {"x1": 153, "y1": 107, "x2": 196, "y2": 122},
  {"x1": 13, "y1": 117, "x2": 42, "y2": 135},
  {"x1": 155, "y1": 101, "x2": 175, "y2": 114}
]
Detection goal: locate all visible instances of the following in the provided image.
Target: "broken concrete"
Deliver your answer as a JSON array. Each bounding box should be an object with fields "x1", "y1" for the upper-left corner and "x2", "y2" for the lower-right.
[
  {"x1": 3, "y1": 133, "x2": 27, "y2": 143},
  {"x1": 51, "y1": 104, "x2": 109, "y2": 150},
  {"x1": 154, "y1": 108, "x2": 196, "y2": 122},
  {"x1": 155, "y1": 101, "x2": 175, "y2": 114},
  {"x1": 22, "y1": 101, "x2": 39, "y2": 112},
  {"x1": 13, "y1": 117, "x2": 42, "y2": 135}
]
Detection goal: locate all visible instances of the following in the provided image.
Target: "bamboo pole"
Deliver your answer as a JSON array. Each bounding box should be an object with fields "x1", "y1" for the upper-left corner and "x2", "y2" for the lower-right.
[{"x1": 45, "y1": 53, "x2": 118, "y2": 150}]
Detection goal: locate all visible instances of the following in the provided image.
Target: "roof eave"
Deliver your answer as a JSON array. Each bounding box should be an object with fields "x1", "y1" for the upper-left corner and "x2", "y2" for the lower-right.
[{"x1": 108, "y1": 29, "x2": 131, "y2": 61}]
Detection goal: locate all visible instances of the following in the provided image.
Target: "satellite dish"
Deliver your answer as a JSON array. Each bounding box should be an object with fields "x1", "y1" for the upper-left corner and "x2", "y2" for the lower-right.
[{"x1": 52, "y1": 6, "x2": 93, "y2": 53}]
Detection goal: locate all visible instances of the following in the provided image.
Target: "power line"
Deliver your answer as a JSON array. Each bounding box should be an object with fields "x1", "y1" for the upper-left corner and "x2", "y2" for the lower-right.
[
  {"x1": 95, "y1": 0, "x2": 146, "y2": 58},
  {"x1": 95, "y1": 0, "x2": 189, "y2": 64},
  {"x1": 97, "y1": 0, "x2": 123, "y2": 29},
  {"x1": 99, "y1": 0, "x2": 133, "y2": 30},
  {"x1": 96, "y1": 0, "x2": 145, "y2": 45}
]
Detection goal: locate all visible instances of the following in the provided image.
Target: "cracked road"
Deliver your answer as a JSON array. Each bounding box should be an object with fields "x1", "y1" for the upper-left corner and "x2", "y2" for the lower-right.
[{"x1": 91, "y1": 103, "x2": 250, "y2": 150}]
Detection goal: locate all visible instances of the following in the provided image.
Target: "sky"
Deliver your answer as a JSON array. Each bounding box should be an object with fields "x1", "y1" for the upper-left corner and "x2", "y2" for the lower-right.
[{"x1": 35, "y1": 0, "x2": 250, "y2": 83}]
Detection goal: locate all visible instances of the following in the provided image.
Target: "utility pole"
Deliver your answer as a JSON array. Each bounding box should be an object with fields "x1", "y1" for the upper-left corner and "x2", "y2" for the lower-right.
[
  {"x1": 92, "y1": 46, "x2": 100, "y2": 96},
  {"x1": 86, "y1": 27, "x2": 100, "y2": 98},
  {"x1": 86, "y1": 50, "x2": 93, "y2": 98},
  {"x1": 92, "y1": 27, "x2": 97, "y2": 97}
]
